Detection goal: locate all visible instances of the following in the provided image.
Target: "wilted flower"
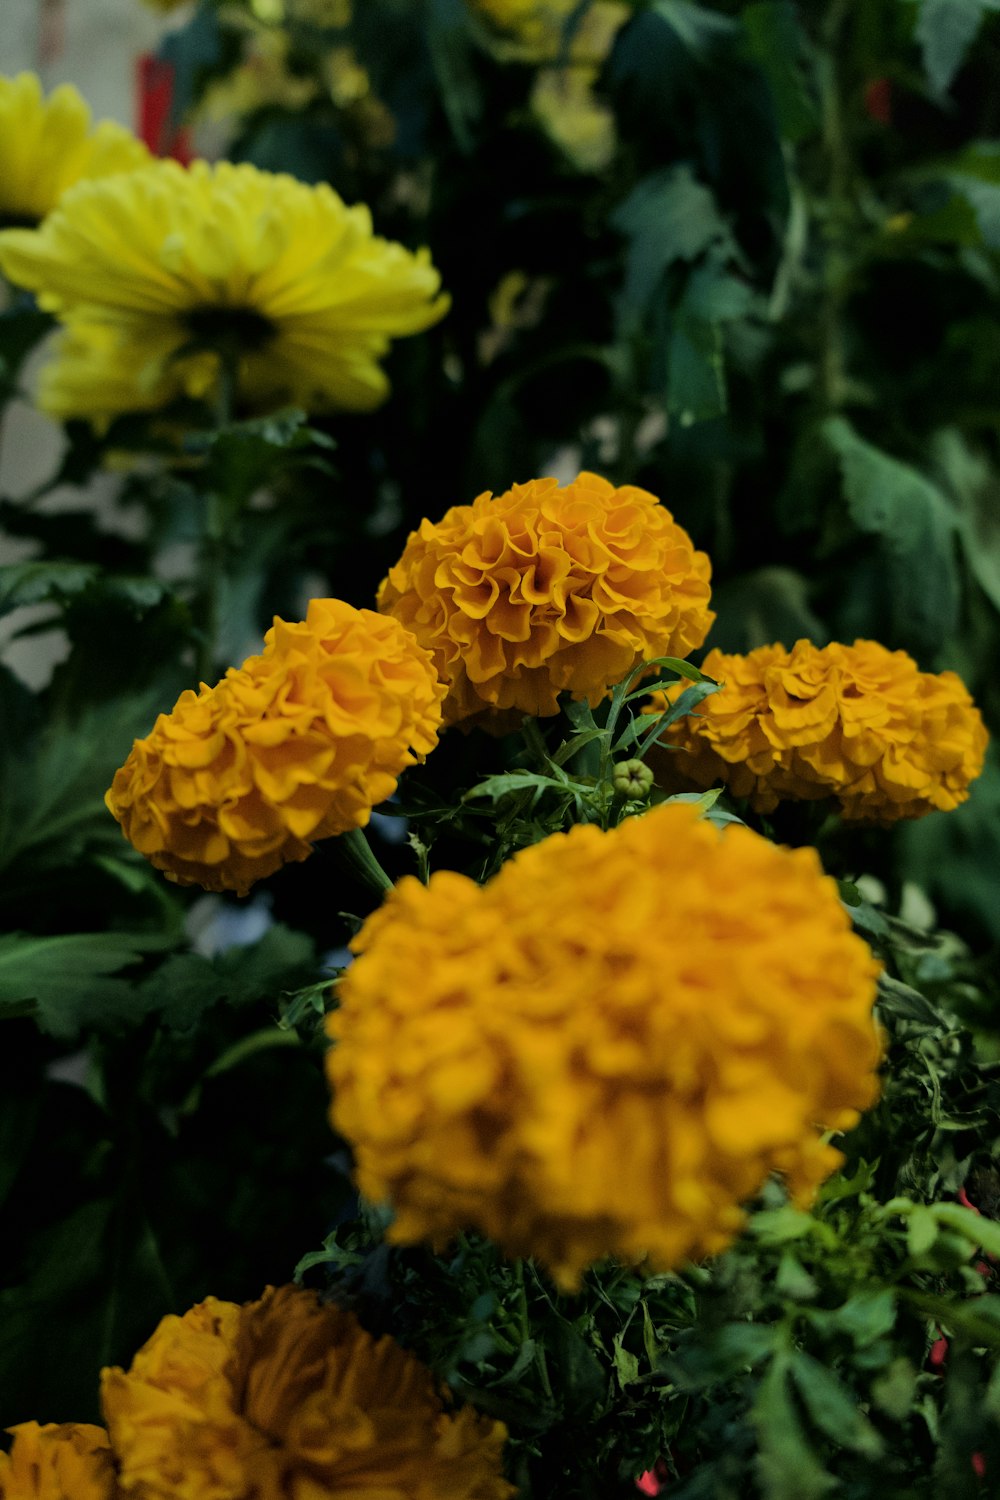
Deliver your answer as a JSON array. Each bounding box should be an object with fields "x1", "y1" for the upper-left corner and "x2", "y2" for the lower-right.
[
  {"x1": 647, "y1": 638, "x2": 988, "y2": 821},
  {"x1": 0, "y1": 1422, "x2": 117, "y2": 1500},
  {"x1": 378, "y1": 471, "x2": 714, "y2": 727},
  {"x1": 0, "y1": 73, "x2": 150, "y2": 229},
  {"x1": 106, "y1": 599, "x2": 444, "y2": 894},
  {"x1": 0, "y1": 158, "x2": 448, "y2": 422},
  {"x1": 327, "y1": 800, "x2": 882, "y2": 1290},
  {"x1": 101, "y1": 1285, "x2": 513, "y2": 1500}
]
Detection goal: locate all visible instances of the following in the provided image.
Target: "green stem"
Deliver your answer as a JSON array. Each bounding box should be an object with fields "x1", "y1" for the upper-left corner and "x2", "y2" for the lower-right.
[
  {"x1": 193, "y1": 348, "x2": 240, "y2": 684},
  {"x1": 815, "y1": 0, "x2": 854, "y2": 413},
  {"x1": 334, "y1": 826, "x2": 394, "y2": 897}
]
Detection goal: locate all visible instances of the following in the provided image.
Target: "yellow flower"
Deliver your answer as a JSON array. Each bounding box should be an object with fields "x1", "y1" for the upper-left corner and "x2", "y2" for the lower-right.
[
  {"x1": 647, "y1": 638, "x2": 989, "y2": 821},
  {"x1": 378, "y1": 471, "x2": 714, "y2": 727},
  {"x1": 0, "y1": 159, "x2": 449, "y2": 421},
  {"x1": 101, "y1": 1285, "x2": 514, "y2": 1500},
  {"x1": 0, "y1": 74, "x2": 150, "y2": 230},
  {"x1": 105, "y1": 599, "x2": 445, "y2": 895},
  {"x1": 326, "y1": 800, "x2": 882, "y2": 1290},
  {"x1": 0, "y1": 1422, "x2": 117, "y2": 1500}
]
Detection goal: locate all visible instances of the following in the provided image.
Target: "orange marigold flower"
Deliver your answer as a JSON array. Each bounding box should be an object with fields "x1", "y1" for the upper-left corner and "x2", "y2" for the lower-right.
[
  {"x1": 326, "y1": 801, "x2": 882, "y2": 1290},
  {"x1": 377, "y1": 471, "x2": 714, "y2": 728},
  {"x1": 0, "y1": 1422, "x2": 117, "y2": 1500},
  {"x1": 647, "y1": 638, "x2": 988, "y2": 821},
  {"x1": 100, "y1": 1285, "x2": 513, "y2": 1500},
  {"x1": 105, "y1": 599, "x2": 444, "y2": 894}
]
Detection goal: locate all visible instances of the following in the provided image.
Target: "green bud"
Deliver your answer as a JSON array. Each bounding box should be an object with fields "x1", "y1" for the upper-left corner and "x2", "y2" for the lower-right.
[{"x1": 612, "y1": 759, "x2": 654, "y2": 799}]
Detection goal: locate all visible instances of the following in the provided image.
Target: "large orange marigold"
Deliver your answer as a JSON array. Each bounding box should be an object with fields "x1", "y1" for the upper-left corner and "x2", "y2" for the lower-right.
[
  {"x1": 377, "y1": 471, "x2": 714, "y2": 727},
  {"x1": 106, "y1": 599, "x2": 444, "y2": 894},
  {"x1": 647, "y1": 638, "x2": 988, "y2": 820},
  {"x1": 0, "y1": 1422, "x2": 117, "y2": 1500},
  {"x1": 100, "y1": 1285, "x2": 512, "y2": 1500},
  {"x1": 326, "y1": 801, "x2": 882, "y2": 1290}
]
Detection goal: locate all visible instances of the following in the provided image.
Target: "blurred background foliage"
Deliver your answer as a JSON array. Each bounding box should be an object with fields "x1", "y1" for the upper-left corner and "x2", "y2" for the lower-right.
[{"x1": 3, "y1": 0, "x2": 1000, "y2": 1486}]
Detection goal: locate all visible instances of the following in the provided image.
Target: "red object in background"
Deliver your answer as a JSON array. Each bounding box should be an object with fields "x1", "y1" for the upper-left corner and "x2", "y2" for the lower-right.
[
  {"x1": 863, "y1": 77, "x2": 893, "y2": 126},
  {"x1": 136, "y1": 54, "x2": 194, "y2": 163},
  {"x1": 636, "y1": 1461, "x2": 670, "y2": 1495}
]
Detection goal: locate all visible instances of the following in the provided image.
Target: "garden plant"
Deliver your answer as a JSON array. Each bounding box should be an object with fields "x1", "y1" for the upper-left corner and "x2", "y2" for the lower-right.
[{"x1": 2, "y1": 1, "x2": 1000, "y2": 1495}]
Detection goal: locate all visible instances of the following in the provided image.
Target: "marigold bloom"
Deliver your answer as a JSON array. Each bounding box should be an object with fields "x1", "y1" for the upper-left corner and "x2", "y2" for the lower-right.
[
  {"x1": 647, "y1": 638, "x2": 988, "y2": 821},
  {"x1": 0, "y1": 74, "x2": 150, "y2": 229},
  {"x1": 106, "y1": 599, "x2": 444, "y2": 895},
  {"x1": 101, "y1": 1285, "x2": 513, "y2": 1500},
  {"x1": 0, "y1": 1422, "x2": 117, "y2": 1500},
  {"x1": 0, "y1": 158, "x2": 448, "y2": 421},
  {"x1": 378, "y1": 472, "x2": 714, "y2": 727},
  {"x1": 326, "y1": 800, "x2": 882, "y2": 1289}
]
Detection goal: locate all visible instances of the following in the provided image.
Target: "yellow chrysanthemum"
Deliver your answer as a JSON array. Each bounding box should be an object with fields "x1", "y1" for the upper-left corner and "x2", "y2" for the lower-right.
[
  {"x1": 0, "y1": 1422, "x2": 117, "y2": 1500},
  {"x1": 0, "y1": 159, "x2": 448, "y2": 421},
  {"x1": 378, "y1": 471, "x2": 714, "y2": 727},
  {"x1": 647, "y1": 638, "x2": 988, "y2": 821},
  {"x1": 106, "y1": 599, "x2": 445, "y2": 895},
  {"x1": 0, "y1": 74, "x2": 150, "y2": 229},
  {"x1": 326, "y1": 800, "x2": 882, "y2": 1290},
  {"x1": 101, "y1": 1285, "x2": 513, "y2": 1500}
]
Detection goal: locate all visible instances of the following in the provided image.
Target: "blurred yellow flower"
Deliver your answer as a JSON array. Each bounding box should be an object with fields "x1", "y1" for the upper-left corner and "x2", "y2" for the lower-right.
[
  {"x1": 0, "y1": 1422, "x2": 117, "y2": 1500},
  {"x1": 648, "y1": 638, "x2": 988, "y2": 821},
  {"x1": 106, "y1": 599, "x2": 444, "y2": 895},
  {"x1": 101, "y1": 1285, "x2": 513, "y2": 1500},
  {"x1": 327, "y1": 800, "x2": 882, "y2": 1290},
  {"x1": 0, "y1": 159, "x2": 448, "y2": 421},
  {"x1": 0, "y1": 73, "x2": 150, "y2": 229},
  {"x1": 378, "y1": 471, "x2": 714, "y2": 727}
]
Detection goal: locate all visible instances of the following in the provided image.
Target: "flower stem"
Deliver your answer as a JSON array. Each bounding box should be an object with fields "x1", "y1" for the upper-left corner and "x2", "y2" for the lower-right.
[{"x1": 335, "y1": 826, "x2": 394, "y2": 897}]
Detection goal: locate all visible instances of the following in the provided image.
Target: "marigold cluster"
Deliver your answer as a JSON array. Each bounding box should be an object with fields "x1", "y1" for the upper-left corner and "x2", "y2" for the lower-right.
[
  {"x1": 378, "y1": 471, "x2": 714, "y2": 727},
  {"x1": 106, "y1": 599, "x2": 444, "y2": 895},
  {"x1": 0, "y1": 158, "x2": 448, "y2": 423},
  {"x1": 0, "y1": 73, "x2": 149, "y2": 228},
  {"x1": 326, "y1": 800, "x2": 882, "y2": 1289},
  {"x1": 100, "y1": 1285, "x2": 512, "y2": 1500},
  {"x1": 1, "y1": 1288, "x2": 512, "y2": 1499},
  {"x1": 0, "y1": 1423, "x2": 117, "y2": 1500},
  {"x1": 646, "y1": 638, "x2": 988, "y2": 821}
]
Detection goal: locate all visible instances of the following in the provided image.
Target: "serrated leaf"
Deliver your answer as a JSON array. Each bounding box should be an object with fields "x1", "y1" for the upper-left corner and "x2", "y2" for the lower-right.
[
  {"x1": 0, "y1": 931, "x2": 152, "y2": 1036},
  {"x1": 613, "y1": 166, "x2": 736, "y2": 317},
  {"x1": 752, "y1": 1356, "x2": 836, "y2": 1500},
  {"x1": 825, "y1": 417, "x2": 961, "y2": 649},
  {"x1": 790, "y1": 1352, "x2": 885, "y2": 1458},
  {"x1": 612, "y1": 1330, "x2": 641, "y2": 1387}
]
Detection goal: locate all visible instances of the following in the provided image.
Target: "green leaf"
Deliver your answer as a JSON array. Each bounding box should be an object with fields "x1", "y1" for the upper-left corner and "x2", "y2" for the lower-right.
[
  {"x1": 907, "y1": 1203, "x2": 941, "y2": 1256},
  {"x1": 612, "y1": 1329, "x2": 641, "y2": 1388},
  {"x1": 650, "y1": 0, "x2": 739, "y2": 51},
  {"x1": 425, "y1": 0, "x2": 482, "y2": 152},
  {"x1": 0, "y1": 931, "x2": 152, "y2": 1036},
  {"x1": 911, "y1": 0, "x2": 1000, "y2": 99},
  {"x1": 741, "y1": 2, "x2": 818, "y2": 142},
  {"x1": 877, "y1": 974, "x2": 942, "y2": 1027},
  {"x1": 930, "y1": 426, "x2": 1000, "y2": 612},
  {"x1": 0, "y1": 561, "x2": 99, "y2": 617},
  {"x1": 814, "y1": 1290, "x2": 898, "y2": 1349},
  {"x1": 613, "y1": 166, "x2": 736, "y2": 317},
  {"x1": 752, "y1": 1355, "x2": 836, "y2": 1500},
  {"x1": 824, "y1": 417, "x2": 961, "y2": 649},
  {"x1": 667, "y1": 1322, "x2": 776, "y2": 1389},
  {"x1": 790, "y1": 1351, "x2": 885, "y2": 1458},
  {"x1": 931, "y1": 1202, "x2": 1000, "y2": 1260}
]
